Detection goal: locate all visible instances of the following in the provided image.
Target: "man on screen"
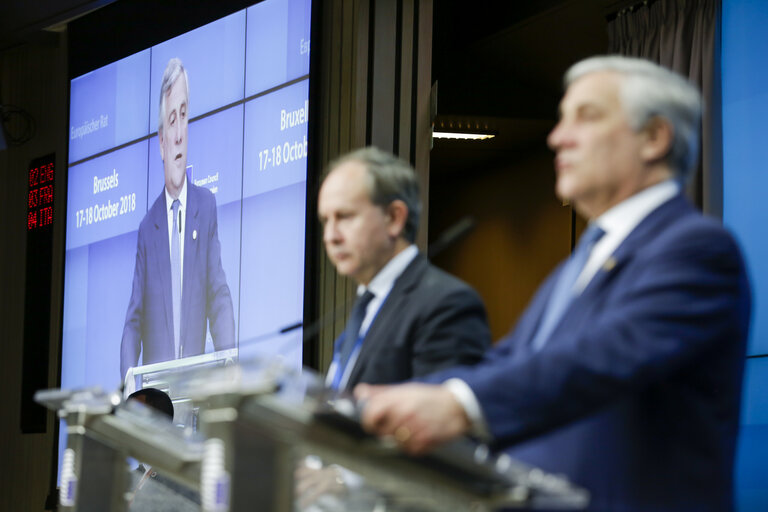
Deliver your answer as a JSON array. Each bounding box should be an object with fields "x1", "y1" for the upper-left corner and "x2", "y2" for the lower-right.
[
  {"x1": 356, "y1": 57, "x2": 751, "y2": 511},
  {"x1": 121, "y1": 58, "x2": 235, "y2": 380}
]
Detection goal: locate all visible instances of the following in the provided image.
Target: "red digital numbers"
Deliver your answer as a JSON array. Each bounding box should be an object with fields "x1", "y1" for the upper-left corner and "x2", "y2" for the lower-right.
[
  {"x1": 28, "y1": 188, "x2": 39, "y2": 209},
  {"x1": 40, "y1": 184, "x2": 54, "y2": 205},
  {"x1": 41, "y1": 163, "x2": 54, "y2": 183},
  {"x1": 27, "y1": 157, "x2": 55, "y2": 231},
  {"x1": 40, "y1": 207, "x2": 53, "y2": 227}
]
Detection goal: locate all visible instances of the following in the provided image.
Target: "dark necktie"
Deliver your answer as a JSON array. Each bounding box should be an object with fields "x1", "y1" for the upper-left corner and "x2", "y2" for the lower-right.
[
  {"x1": 338, "y1": 289, "x2": 376, "y2": 368},
  {"x1": 530, "y1": 224, "x2": 605, "y2": 351},
  {"x1": 171, "y1": 199, "x2": 181, "y2": 358}
]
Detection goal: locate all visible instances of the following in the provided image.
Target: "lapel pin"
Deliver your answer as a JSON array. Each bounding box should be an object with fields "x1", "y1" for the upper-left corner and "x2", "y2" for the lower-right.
[
  {"x1": 603, "y1": 257, "x2": 617, "y2": 272},
  {"x1": 192, "y1": 229, "x2": 197, "y2": 240}
]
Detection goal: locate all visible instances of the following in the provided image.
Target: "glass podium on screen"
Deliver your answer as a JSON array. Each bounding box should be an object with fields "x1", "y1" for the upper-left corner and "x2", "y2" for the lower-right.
[{"x1": 123, "y1": 347, "x2": 239, "y2": 428}]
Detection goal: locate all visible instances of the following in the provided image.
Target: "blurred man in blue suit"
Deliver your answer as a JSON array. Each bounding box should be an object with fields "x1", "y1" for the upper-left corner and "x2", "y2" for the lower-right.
[
  {"x1": 357, "y1": 56, "x2": 751, "y2": 512},
  {"x1": 121, "y1": 58, "x2": 235, "y2": 380}
]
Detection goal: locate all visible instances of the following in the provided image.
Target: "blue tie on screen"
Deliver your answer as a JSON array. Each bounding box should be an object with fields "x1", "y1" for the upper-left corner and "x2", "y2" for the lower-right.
[
  {"x1": 171, "y1": 199, "x2": 181, "y2": 358},
  {"x1": 338, "y1": 289, "x2": 376, "y2": 369},
  {"x1": 530, "y1": 224, "x2": 605, "y2": 351}
]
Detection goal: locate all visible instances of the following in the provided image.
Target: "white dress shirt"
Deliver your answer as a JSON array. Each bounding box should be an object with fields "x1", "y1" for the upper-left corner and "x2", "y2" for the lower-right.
[
  {"x1": 165, "y1": 178, "x2": 188, "y2": 294},
  {"x1": 574, "y1": 179, "x2": 680, "y2": 292},
  {"x1": 357, "y1": 244, "x2": 419, "y2": 336}
]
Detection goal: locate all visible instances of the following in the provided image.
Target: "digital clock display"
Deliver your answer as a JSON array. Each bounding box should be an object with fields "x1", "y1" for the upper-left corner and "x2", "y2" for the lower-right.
[
  {"x1": 27, "y1": 155, "x2": 55, "y2": 230},
  {"x1": 21, "y1": 152, "x2": 56, "y2": 434}
]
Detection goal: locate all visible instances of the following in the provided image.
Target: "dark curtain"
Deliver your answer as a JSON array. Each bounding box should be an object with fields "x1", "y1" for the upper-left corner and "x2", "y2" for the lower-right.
[{"x1": 607, "y1": 0, "x2": 722, "y2": 216}]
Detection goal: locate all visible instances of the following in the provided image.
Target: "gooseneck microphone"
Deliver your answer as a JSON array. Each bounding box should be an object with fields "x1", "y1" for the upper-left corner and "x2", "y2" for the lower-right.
[
  {"x1": 427, "y1": 216, "x2": 475, "y2": 259},
  {"x1": 249, "y1": 215, "x2": 478, "y2": 346}
]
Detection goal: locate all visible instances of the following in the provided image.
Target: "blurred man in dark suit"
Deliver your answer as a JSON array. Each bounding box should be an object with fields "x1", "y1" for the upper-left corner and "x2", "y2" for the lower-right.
[
  {"x1": 297, "y1": 147, "x2": 491, "y2": 508},
  {"x1": 317, "y1": 146, "x2": 490, "y2": 391}
]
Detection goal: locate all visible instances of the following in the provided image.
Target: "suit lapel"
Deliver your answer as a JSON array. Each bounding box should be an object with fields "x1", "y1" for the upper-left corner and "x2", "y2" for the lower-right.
[
  {"x1": 180, "y1": 185, "x2": 201, "y2": 352},
  {"x1": 582, "y1": 194, "x2": 688, "y2": 298},
  {"x1": 150, "y1": 192, "x2": 174, "y2": 352},
  {"x1": 548, "y1": 194, "x2": 690, "y2": 342},
  {"x1": 346, "y1": 255, "x2": 426, "y2": 386}
]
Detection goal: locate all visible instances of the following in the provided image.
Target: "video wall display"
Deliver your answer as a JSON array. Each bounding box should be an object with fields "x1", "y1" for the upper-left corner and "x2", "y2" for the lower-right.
[{"x1": 62, "y1": 0, "x2": 312, "y2": 400}]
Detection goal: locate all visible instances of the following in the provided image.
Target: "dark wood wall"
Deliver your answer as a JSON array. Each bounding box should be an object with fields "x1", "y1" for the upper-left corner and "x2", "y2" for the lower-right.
[
  {"x1": 0, "y1": 34, "x2": 68, "y2": 511},
  {"x1": 311, "y1": 0, "x2": 434, "y2": 371},
  {"x1": 430, "y1": 144, "x2": 580, "y2": 341}
]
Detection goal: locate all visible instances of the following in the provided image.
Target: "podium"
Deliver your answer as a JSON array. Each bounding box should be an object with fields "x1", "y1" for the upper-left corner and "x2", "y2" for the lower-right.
[
  {"x1": 123, "y1": 347, "x2": 238, "y2": 427},
  {"x1": 37, "y1": 387, "x2": 205, "y2": 511},
  {"x1": 38, "y1": 359, "x2": 589, "y2": 511}
]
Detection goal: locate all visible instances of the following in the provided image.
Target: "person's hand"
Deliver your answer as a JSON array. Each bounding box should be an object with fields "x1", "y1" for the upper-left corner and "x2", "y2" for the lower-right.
[
  {"x1": 354, "y1": 382, "x2": 470, "y2": 454},
  {"x1": 295, "y1": 464, "x2": 346, "y2": 509}
]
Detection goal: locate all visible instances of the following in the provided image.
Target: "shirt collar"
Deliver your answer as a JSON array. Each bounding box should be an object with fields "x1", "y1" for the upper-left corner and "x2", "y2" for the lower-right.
[
  {"x1": 164, "y1": 177, "x2": 188, "y2": 211},
  {"x1": 594, "y1": 179, "x2": 679, "y2": 238},
  {"x1": 357, "y1": 244, "x2": 419, "y2": 298}
]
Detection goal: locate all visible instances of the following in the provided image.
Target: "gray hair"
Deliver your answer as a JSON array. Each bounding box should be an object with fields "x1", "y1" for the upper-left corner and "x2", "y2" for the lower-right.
[
  {"x1": 565, "y1": 55, "x2": 702, "y2": 180},
  {"x1": 329, "y1": 146, "x2": 421, "y2": 243},
  {"x1": 158, "y1": 58, "x2": 189, "y2": 134}
]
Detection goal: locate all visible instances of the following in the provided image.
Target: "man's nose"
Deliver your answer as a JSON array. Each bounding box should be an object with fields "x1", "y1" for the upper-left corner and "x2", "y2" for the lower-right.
[
  {"x1": 323, "y1": 220, "x2": 340, "y2": 244},
  {"x1": 173, "y1": 123, "x2": 183, "y2": 144},
  {"x1": 547, "y1": 119, "x2": 574, "y2": 151},
  {"x1": 547, "y1": 121, "x2": 564, "y2": 150}
]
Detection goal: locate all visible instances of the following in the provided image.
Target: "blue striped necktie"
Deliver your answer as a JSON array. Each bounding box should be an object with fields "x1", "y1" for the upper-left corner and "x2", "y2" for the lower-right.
[
  {"x1": 171, "y1": 199, "x2": 181, "y2": 358},
  {"x1": 530, "y1": 224, "x2": 605, "y2": 351},
  {"x1": 338, "y1": 290, "x2": 375, "y2": 369}
]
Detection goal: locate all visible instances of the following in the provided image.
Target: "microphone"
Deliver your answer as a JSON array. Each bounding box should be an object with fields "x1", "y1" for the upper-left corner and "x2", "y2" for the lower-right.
[
  {"x1": 242, "y1": 216, "x2": 479, "y2": 348},
  {"x1": 427, "y1": 216, "x2": 476, "y2": 259},
  {"x1": 243, "y1": 306, "x2": 347, "y2": 348}
]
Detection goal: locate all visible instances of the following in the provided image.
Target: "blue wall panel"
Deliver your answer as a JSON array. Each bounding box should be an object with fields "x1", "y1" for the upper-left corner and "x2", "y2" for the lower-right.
[{"x1": 723, "y1": 1, "x2": 768, "y2": 510}]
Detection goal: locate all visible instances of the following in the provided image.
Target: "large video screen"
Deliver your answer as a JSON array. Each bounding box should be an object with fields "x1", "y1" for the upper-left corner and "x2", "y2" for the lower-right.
[{"x1": 61, "y1": 0, "x2": 311, "y2": 400}]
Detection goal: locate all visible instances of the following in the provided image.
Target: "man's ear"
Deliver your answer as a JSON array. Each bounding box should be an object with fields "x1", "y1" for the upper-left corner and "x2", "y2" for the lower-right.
[
  {"x1": 158, "y1": 130, "x2": 165, "y2": 160},
  {"x1": 640, "y1": 117, "x2": 674, "y2": 164},
  {"x1": 385, "y1": 200, "x2": 409, "y2": 238}
]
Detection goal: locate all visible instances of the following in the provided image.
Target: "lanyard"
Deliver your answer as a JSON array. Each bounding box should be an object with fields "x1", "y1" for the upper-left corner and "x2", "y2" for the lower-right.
[
  {"x1": 328, "y1": 334, "x2": 364, "y2": 390},
  {"x1": 327, "y1": 297, "x2": 387, "y2": 391}
]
